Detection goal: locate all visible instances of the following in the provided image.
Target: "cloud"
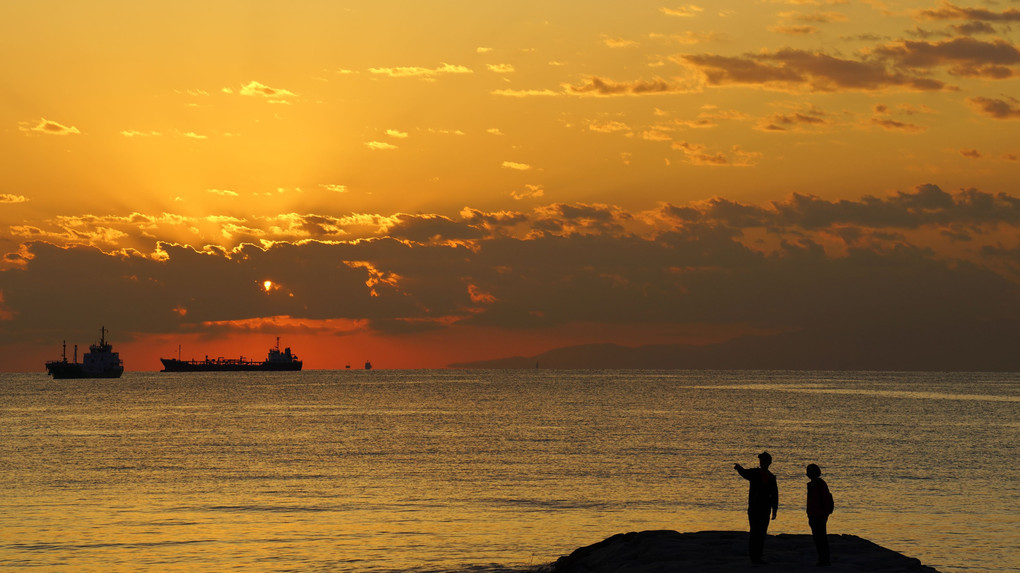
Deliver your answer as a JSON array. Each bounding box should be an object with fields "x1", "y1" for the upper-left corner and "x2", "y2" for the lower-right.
[
  {"x1": 369, "y1": 63, "x2": 472, "y2": 80},
  {"x1": 530, "y1": 203, "x2": 633, "y2": 237},
  {"x1": 672, "y1": 142, "x2": 762, "y2": 166},
  {"x1": 603, "y1": 36, "x2": 638, "y2": 48},
  {"x1": 679, "y1": 48, "x2": 950, "y2": 92},
  {"x1": 565, "y1": 76, "x2": 696, "y2": 96},
  {"x1": 588, "y1": 120, "x2": 631, "y2": 133},
  {"x1": 20, "y1": 118, "x2": 80, "y2": 136},
  {"x1": 770, "y1": 8, "x2": 847, "y2": 34},
  {"x1": 771, "y1": 25, "x2": 819, "y2": 36},
  {"x1": 779, "y1": 10, "x2": 848, "y2": 24},
  {"x1": 233, "y1": 81, "x2": 298, "y2": 103},
  {"x1": 502, "y1": 161, "x2": 532, "y2": 171},
  {"x1": 2, "y1": 185, "x2": 1019, "y2": 363},
  {"x1": 486, "y1": 63, "x2": 515, "y2": 73},
  {"x1": 382, "y1": 213, "x2": 485, "y2": 244},
  {"x1": 1, "y1": 194, "x2": 28, "y2": 204},
  {"x1": 642, "y1": 128, "x2": 674, "y2": 141},
  {"x1": 870, "y1": 117, "x2": 925, "y2": 132},
  {"x1": 366, "y1": 141, "x2": 398, "y2": 150},
  {"x1": 207, "y1": 189, "x2": 239, "y2": 197},
  {"x1": 870, "y1": 104, "x2": 928, "y2": 132},
  {"x1": 319, "y1": 184, "x2": 348, "y2": 193},
  {"x1": 917, "y1": 3, "x2": 1020, "y2": 23},
  {"x1": 491, "y1": 88, "x2": 562, "y2": 97},
  {"x1": 967, "y1": 96, "x2": 1020, "y2": 119},
  {"x1": 670, "y1": 184, "x2": 1020, "y2": 229},
  {"x1": 872, "y1": 37, "x2": 1020, "y2": 79},
  {"x1": 755, "y1": 110, "x2": 831, "y2": 132},
  {"x1": 511, "y1": 184, "x2": 545, "y2": 200},
  {"x1": 120, "y1": 130, "x2": 161, "y2": 137},
  {"x1": 661, "y1": 5, "x2": 704, "y2": 18},
  {"x1": 426, "y1": 128, "x2": 465, "y2": 136},
  {"x1": 386, "y1": 129, "x2": 409, "y2": 138}
]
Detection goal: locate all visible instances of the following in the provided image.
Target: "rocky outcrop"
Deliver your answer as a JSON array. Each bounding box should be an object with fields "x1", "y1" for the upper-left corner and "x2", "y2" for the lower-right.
[{"x1": 546, "y1": 530, "x2": 941, "y2": 573}]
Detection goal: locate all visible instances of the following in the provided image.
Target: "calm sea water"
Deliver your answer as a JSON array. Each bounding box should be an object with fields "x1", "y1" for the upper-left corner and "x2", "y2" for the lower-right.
[{"x1": 1, "y1": 370, "x2": 1017, "y2": 572}]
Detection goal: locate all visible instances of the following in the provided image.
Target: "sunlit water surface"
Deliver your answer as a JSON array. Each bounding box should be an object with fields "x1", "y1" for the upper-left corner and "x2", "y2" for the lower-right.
[{"x1": 1, "y1": 370, "x2": 1017, "y2": 572}]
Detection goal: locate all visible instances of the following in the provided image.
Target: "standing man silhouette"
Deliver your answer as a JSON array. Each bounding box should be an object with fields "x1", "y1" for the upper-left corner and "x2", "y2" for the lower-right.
[
  {"x1": 806, "y1": 463, "x2": 834, "y2": 566},
  {"x1": 734, "y1": 451, "x2": 779, "y2": 564}
]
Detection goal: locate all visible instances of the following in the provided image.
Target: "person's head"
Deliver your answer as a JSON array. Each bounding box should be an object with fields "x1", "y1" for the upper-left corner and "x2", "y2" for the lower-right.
[
  {"x1": 758, "y1": 451, "x2": 772, "y2": 468},
  {"x1": 806, "y1": 463, "x2": 821, "y2": 479}
]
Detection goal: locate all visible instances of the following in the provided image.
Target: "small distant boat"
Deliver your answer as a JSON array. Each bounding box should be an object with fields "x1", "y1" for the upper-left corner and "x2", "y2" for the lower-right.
[
  {"x1": 45, "y1": 326, "x2": 125, "y2": 379},
  {"x1": 364, "y1": 361, "x2": 372, "y2": 370},
  {"x1": 160, "y1": 337, "x2": 302, "y2": 372}
]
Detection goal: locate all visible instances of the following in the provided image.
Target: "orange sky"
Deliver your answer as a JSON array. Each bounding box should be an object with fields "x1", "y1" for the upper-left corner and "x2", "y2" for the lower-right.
[{"x1": 2, "y1": 1, "x2": 1019, "y2": 371}]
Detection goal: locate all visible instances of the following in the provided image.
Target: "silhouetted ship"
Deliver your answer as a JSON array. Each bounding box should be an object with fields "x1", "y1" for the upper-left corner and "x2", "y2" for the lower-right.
[
  {"x1": 160, "y1": 338, "x2": 302, "y2": 372},
  {"x1": 45, "y1": 326, "x2": 125, "y2": 379}
]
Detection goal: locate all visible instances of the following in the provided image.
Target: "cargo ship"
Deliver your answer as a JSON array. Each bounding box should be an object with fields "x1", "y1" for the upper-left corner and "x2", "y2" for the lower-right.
[
  {"x1": 45, "y1": 326, "x2": 125, "y2": 379},
  {"x1": 160, "y1": 338, "x2": 302, "y2": 372}
]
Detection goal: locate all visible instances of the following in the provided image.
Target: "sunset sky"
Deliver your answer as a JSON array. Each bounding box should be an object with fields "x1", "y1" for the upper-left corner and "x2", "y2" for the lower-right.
[{"x1": 2, "y1": 0, "x2": 1019, "y2": 370}]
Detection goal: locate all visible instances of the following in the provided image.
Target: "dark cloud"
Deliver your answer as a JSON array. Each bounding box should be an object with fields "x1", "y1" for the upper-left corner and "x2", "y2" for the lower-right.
[
  {"x1": 565, "y1": 76, "x2": 687, "y2": 96},
  {"x1": 982, "y1": 243, "x2": 1020, "y2": 263},
  {"x1": 918, "y1": 3, "x2": 1020, "y2": 23},
  {"x1": 756, "y1": 111, "x2": 830, "y2": 132},
  {"x1": 873, "y1": 37, "x2": 1020, "y2": 78},
  {"x1": 531, "y1": 203, "x2": 632, "y2": 236},
  {"x1": 771, "y1": 26, "x2": 818, "y2": 37},
  {"x1": 871, "y1": 117, "x2": 926, "y2": 132},
  {"x1": 968, "y1": 96, "x2": 1020, "y2": 119},
  {"x1": 384, "y1": 213, "x2": 485, "y2": 243},
  {"x1": 680, "y1": 49, "x2": 948, "y2": 92},
  {"x1": 952, "y1": 21, "x2": 999, "y2": 35},
  {"x1": 652, "y1": 185, "x2": 1020, "y2": 232}
]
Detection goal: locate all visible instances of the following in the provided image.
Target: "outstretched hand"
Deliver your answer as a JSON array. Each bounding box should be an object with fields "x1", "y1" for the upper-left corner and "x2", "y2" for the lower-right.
[
  {"x1": 771, "y1": 512, "x2": 777, "y2": 521},
  {"x1": 734, "y1": 463, "x2": 743, "y2": 471}
]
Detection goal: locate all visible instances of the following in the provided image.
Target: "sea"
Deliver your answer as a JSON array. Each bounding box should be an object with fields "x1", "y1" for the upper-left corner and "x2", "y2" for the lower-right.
[{"x1": 1, "y1": 370, "x2": 1016, "y2": 572}]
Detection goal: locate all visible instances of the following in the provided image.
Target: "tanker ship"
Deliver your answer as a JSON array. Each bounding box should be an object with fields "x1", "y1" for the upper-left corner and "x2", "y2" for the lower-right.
[{"x1": 160, "y1": 338, "x2": 302, "y2": 372}]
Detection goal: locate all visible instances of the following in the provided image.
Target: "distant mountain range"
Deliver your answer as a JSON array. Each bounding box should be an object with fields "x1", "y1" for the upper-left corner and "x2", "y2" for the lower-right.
[{"x1": 450, "y1": 322, "x2": 1020, "y2": 371}]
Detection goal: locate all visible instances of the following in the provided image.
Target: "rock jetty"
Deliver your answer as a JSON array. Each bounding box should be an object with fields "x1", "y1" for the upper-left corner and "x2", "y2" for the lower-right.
[{"x1": 545, "y1": 530, "x2": 941, "y2": 573}]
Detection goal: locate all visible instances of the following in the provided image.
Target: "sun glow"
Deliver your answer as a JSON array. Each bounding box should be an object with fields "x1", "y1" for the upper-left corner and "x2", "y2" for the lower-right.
[{"x1": 263, "y1": 280, "x2": 274, "y2": 292}]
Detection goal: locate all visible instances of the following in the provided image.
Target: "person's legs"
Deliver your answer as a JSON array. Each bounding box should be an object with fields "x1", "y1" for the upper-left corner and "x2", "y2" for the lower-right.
[
  {"x1": 809, "y1": 516, "x2": 830, "y2": 565},
  {"x1": 748, "y1": 510, "x2": 771, "y2": 563}
]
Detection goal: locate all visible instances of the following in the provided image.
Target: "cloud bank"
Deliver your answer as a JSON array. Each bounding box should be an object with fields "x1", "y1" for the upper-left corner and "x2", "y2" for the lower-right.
[{"x1": 3, "y1": 185, "x2": 1018, "y2": 369}]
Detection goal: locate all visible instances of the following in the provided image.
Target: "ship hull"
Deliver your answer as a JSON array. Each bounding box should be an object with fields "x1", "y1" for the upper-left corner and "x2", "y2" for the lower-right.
[
  {"x1": 160, "y1": 358, "x2": 302, "y2": 372},
  {"x1": 45, "y1": 362, "x2": 124, "y2": 379}
]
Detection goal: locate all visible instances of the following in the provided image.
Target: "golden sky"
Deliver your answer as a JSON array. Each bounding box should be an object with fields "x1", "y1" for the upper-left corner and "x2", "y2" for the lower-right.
[{"x1": 2, "y1": 1, "x2": 1019, "y2": 370}]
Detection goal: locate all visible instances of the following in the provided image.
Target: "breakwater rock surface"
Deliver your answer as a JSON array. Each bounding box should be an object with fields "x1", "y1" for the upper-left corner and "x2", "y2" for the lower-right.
[{"x1": 546, "y1": 530, "x2": 941, "y2": 573}]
